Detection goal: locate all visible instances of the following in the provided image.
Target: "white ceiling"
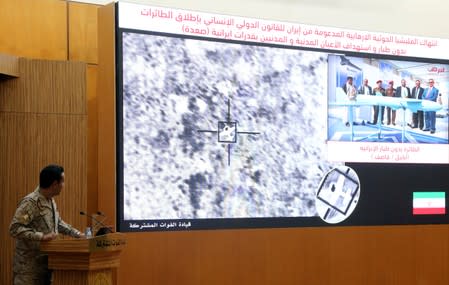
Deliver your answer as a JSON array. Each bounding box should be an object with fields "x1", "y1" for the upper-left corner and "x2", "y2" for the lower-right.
[{"x1": 386, "y1": 60, "x2": 449, "y2": 91}]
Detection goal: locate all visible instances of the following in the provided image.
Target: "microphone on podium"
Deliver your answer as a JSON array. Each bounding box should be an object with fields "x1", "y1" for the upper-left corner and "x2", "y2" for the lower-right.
[{"x1": 79, "y1": 211, "x2": 113, "y2": 236}]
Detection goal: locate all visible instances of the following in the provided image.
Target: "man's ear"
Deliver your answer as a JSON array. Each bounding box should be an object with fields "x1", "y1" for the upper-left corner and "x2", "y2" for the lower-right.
[{"x1": 50, "y1": 180, "x2": 59, "y2": 189}]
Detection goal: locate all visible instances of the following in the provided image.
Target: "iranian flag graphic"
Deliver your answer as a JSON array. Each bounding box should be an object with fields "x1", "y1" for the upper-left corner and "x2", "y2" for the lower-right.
[{"x1": 413, "y1": 192, "x2": 446, "y2": 215}]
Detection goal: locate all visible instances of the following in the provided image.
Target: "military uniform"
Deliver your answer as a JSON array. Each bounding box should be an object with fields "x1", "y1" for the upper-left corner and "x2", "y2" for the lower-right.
[{"x1": 10, "y1": 186, "x2": 81, "y2": 285}]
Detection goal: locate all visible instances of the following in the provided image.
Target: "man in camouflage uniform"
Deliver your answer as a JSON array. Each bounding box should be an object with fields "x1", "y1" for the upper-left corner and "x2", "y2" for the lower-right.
[{"x1": 9, "y1": 165, "x2": 84, "y2": 285}]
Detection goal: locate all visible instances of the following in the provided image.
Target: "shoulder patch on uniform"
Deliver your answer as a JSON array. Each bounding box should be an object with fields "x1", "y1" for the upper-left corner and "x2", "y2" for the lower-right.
[{"x1": 18, "y1": 214, "x2": 30, "y2": 224}]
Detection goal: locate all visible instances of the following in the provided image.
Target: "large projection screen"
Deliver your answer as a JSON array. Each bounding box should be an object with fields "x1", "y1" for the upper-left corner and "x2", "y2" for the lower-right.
[{"x1": 116, "y1": 2, "x2": 449, "y2": 232}]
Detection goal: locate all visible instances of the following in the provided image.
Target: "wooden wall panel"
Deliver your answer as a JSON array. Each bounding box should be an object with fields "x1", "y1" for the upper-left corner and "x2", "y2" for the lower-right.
[
  {"x1": 68, "y1": 2, "x2": 99, "y2": 64},
  {"x1": 0, "y1": 58, "x2": 86, "y2": 114},
  {"x1": 0, "y1": 0, "x2": 67, "y2": 60},
  {"x1": 414, "y1": 226, "x2": 449, "y2": 283},
  {"x1": 97, "y1": 3, "x2": 116, "y2": 226},
  {"x1": 116, "y1": 226, "x2": 449, "y2": 285},
  {"x1": 97, "y1": 5, "x2": 117, "y2": 283},
  {"x1": 0, "y1": 58, "x2": 87, "y2": 285},
  {"x1": 0, "y1": 53, "x2": 19, "y2": 77},
  {"x1": 0, "y1": 1, "x2": 94, "y2": 285},
  {"x1": 0, "y1": 113, "x2": 88, "y2": 285},
  {"x1": 67, "y1": 1, "x2": 100, "y2": 215},
  {"x1": 0, "y1": 113, "x2": 87, "y2": 225},
  {"x1": 87, "y1": 64, "x2": 98, "y2": 215}
]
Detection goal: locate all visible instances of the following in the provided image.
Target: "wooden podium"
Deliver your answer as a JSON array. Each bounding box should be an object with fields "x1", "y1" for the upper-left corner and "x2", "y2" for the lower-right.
[{"x1": 40, "y1": 233, "x2": 126, "y2": 285}]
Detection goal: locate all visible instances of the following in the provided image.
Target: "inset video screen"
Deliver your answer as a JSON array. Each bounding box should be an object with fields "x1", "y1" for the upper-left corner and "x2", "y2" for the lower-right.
[{"x1": 327, "y1": 55, "x2": 449, "y2": 164}]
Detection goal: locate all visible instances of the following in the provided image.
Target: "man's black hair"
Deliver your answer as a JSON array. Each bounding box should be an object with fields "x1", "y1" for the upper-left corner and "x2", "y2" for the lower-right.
[{"x1": 39, "y1": 165, "x2": 64, "y2": 188}]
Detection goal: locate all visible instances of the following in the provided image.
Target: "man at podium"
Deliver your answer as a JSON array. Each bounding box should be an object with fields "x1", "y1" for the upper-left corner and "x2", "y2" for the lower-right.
[{"x1": 9, "y1": 165, "x2": 84, "y2": 285}]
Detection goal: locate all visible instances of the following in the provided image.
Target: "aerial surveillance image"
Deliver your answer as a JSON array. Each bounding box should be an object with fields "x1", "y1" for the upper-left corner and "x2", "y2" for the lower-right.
[
  {"x1": 316, "y1": 166, "x2": 360, "y2": 224},
  {"x1": 119, "y1": 31, "x2": 340, "y2": 228}
]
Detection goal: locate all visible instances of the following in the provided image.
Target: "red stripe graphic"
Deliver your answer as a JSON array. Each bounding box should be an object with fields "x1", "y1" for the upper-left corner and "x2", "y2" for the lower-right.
[{"x1": 413, "y1": 207, "x2": 446, "y2": 215}]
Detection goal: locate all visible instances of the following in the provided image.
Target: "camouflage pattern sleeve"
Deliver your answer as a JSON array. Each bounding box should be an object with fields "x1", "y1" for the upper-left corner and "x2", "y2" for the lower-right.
[
  {"x1": 9, "y1": 199, "x2": 44, "y2": 241},
  {"x1": 52, "y1": 200, "x2": 82, "y2": 238},
  {"x1": 58, "y1": 218, "x2": 82, "y2": 238}
]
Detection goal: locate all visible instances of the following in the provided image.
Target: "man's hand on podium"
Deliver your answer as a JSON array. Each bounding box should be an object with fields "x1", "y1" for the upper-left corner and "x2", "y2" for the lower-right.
[{"x1": 41, "y1": 232, "x2": 58, "y2": 241}]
